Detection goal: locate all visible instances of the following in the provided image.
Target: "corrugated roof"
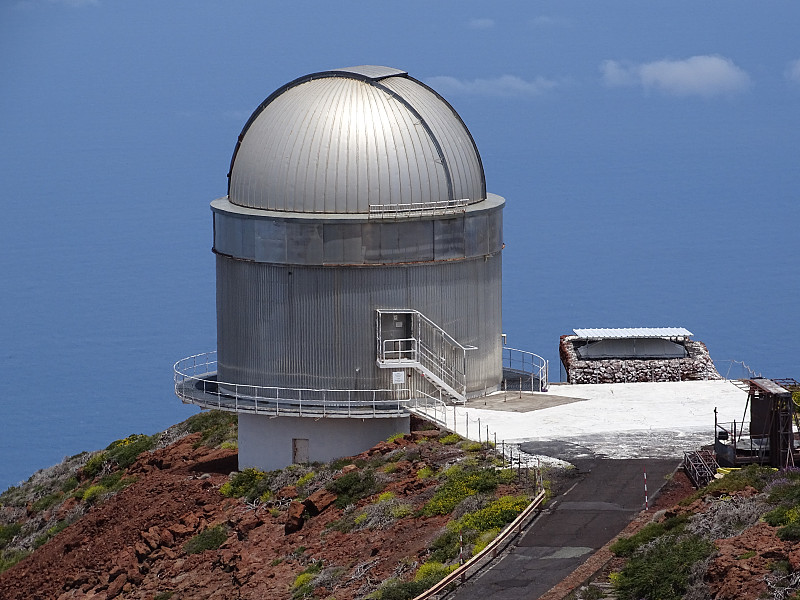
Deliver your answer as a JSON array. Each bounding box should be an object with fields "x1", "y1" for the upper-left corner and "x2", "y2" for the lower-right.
[{"x1": 573, "y1": 327, "x2": 693, "y2": 339}]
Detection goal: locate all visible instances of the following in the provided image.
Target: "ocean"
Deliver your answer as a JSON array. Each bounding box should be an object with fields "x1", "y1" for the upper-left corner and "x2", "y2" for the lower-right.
[{"x1": 1, "y1": 87, "x2": 798, "y2": 493}]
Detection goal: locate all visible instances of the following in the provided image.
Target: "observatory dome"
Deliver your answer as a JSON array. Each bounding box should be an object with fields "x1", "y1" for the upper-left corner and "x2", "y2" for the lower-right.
[{"x1": 228, "y1": 65, "x2": 486, "y2": 214}]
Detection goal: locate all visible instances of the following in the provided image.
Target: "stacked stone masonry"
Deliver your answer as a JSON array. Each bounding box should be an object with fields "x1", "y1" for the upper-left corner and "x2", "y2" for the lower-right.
[{"x1": 559, "y1": 335, "x2": 723, "y2": 384}]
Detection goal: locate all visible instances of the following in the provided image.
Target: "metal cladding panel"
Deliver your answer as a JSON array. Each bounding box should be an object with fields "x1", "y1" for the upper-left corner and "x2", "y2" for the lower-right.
[
  {"x1": 213, "y1": 195, "x2": 503, "y2": 266},
  {"x1": 381, "y1": 76, "x2": 485, "y2": 201},
  {"x1": 216, "y1": 254, "x2": 502, "y2": 395},
  {"x1": 228, "y1": 69, "x2": 485, "y2": 214},
  {"x1": 433, "y1": 218, "x2": 466, "y2": 260}
]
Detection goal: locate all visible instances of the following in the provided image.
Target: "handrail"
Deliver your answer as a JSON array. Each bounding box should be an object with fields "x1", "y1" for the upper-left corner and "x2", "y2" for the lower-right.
[
  {"x1": 376, "y1": 309, "x2": 468, "y2": 400},
  {"x1": 412, "y1": 489, "x2": 547, "y2": 599},
  {"x1": 368, "y1": 198, "x2": 470, "y2": 218},
  {"x1": 174, "y1": 352, "x2": 411, "y2": 417},
  {"x1": 503, "y1": 346, "x2": 549, "y2": 392}
]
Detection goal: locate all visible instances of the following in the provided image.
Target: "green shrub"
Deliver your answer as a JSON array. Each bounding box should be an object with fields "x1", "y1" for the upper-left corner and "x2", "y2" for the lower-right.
[
  {"x1": 82, "y1": 485, "x2": 107, "y2": 504},
  {"x1": 613, "y1": 534, "x2": 714, "y2": 600},
  {"x1": 82, "y1": 452, "x2": 107, "y2": 479},
  {"x1": 458, "y1": 441, "x2": 484, "y2": 452},
  {"x1": 455, "y1": 495, "x2": 528, "y2": 532},
  {"x1": 390, "y1": 504, "x2": 413, "y2": 519},
  {"x1": 681, "y1": 464, "x2": 773, "y2": 504},
  {"x1": 428, "y1": 529, "x2": 464, "y2": 563},
  {"x1": 185, "y1": 410, "x2": 238, "y2": 448},
  {"x1": 387, "y1": 433, "x2": 406, "y2": 443},
  {"x1": 777, "y1": 523, "x2": 800, "y2": 541},
  {"x1": 0, "y1": 549, "x2": 31, "y2": 573},
  {"x1": 439, "y1": 434, "x2": 461, "y2": 445},
  {"x1": 422, "y1": 467, "x2": 500, "y2": 516},
  {"x1": 291, "y1": 561, "x2": 323, "y2": 599},
  {"x1": 326, "y1": 469, "x2": 380, "y2": 508},
  {"x1": 414, "y1": 561, "x2": 455, "y2": 581},
  {"x1": 220, "y1": 468, "x2": 271, "y2": 501},
  {"x1": 471, "y1": 527, "x2": 502, "y2": 555},
  {"x1": 296, "y1": 471, "x2": 315, "y2": 489},
  {"x1": 374, "y1": 562, "x2": 455, "y2": 600},
  {"x1": 377, "y1": 491, "x2": 396, "y2": 503},
  {"x1": 611, "y1": 514, "x2": 689, "y2": 557},
  {"x1": 106, "y1": 434, "x2": 156, "y2": 470},
  {"x1": 30, "y1": 492, "x2": 62, "y2": 513},
  {"x1": 0, "y1": 523, "x2": 22, "y2": 548},
  {"x1": 61, "y1": 476, "x2": 79, "y2": 493},
  {"x1": 183, "y1": 525, "x2": 227, "y2": 554},
  {"x1": 417, "y1": 467, "x2": 435, "y2": 480}
]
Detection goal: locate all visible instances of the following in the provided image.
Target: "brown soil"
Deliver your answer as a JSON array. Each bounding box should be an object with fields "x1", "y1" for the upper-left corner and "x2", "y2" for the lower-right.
[{"x1": 0, "y1": 430, "x2": 530, "y2": 600}]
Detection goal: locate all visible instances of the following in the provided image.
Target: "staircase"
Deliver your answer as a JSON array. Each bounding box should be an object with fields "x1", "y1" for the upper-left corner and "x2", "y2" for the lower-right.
[{"x1": 376, "y1": 309, "x2": 471, "y2": 404}]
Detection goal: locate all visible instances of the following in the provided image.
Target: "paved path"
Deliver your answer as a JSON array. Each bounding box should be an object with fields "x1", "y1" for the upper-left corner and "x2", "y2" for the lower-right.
[{"x1": 449, "y1": 457, "x2": 679, "y2": 600}]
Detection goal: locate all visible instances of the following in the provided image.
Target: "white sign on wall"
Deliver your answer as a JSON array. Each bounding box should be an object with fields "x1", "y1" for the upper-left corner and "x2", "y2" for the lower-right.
[{"x1": 392, "y1": 371, "x2": 405, "y2": 384}]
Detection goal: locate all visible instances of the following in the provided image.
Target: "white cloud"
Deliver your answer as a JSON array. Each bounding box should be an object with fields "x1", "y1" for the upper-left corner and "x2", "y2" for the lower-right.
[
  {"x1": 601, "y1": 55, "x2": 751, "y2": 98},
  {"x1": 785, "y1": 59, "x2": 800, "y2": 84},
  {"x1": 467, "y1": 18, "x2": 494, "y2": 30},
  {"x1": 425, "y1": 75, "x2": 558, "y2": 98}
]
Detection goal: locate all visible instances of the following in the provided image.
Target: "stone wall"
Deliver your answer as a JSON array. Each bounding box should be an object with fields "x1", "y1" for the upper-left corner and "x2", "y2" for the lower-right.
[{"x1": 559, "y1": 335, "x2": 722, "y2": 384}]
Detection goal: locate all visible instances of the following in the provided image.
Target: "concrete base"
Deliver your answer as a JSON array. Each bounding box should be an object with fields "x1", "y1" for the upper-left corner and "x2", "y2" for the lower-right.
[{"x1": 237, "y1": 413, "x2": 411, "y2": 472}]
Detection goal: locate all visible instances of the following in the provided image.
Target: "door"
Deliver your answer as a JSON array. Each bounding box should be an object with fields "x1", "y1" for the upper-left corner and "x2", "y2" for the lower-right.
[{"x1": 292, "y1": 438, "x2": 309, "y2": 464}]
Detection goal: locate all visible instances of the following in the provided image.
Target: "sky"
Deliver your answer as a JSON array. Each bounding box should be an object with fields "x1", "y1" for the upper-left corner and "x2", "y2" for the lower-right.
[{"x1": 1, "y1": 1, "x2": 799, "y2": 489}]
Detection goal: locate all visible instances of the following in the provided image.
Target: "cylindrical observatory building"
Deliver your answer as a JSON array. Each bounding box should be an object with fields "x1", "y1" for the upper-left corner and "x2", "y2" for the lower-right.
[{"x1": 175, "y1": 65, "x2": 505, "y2": 470}]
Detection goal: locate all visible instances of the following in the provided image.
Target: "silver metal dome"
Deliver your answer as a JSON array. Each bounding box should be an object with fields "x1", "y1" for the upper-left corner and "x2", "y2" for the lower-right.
[{"x1": 228, "y1": 66, "x2": 486, "y2": 214}]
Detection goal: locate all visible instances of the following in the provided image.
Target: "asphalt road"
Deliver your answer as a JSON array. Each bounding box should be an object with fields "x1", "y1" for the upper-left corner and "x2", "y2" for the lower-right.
[{"x1": 448, "y1": 455, "x2": 679, "y2": 600}]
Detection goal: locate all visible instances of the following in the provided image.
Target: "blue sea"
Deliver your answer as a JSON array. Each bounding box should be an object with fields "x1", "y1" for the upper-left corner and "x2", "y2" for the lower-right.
[{"x1": 1, "y1": 76, "x2": 798, "y2": 494}]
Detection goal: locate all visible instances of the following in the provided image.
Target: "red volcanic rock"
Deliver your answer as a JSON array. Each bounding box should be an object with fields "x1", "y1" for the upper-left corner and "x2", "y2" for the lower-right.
[
  {"x1": 302, "y1": 489, "x2": 337, "y2": 516},
  {"x1": 285, "y1": 501, "x2": 305, "y2": 534}
]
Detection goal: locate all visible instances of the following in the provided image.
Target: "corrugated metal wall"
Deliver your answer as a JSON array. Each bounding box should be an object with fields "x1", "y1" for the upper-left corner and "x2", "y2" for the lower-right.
[{"x1": 216, "y1": 253, "x2": 502, "y2": 395}]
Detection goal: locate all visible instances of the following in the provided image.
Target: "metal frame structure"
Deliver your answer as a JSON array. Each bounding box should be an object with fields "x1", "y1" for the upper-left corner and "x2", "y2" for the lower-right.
[
  {"x1": 714, "y1": 378, "x2": 798, "y2": 469},
  {"x1": 375, "y1": 308, "x2": 472, "y2": 403}
]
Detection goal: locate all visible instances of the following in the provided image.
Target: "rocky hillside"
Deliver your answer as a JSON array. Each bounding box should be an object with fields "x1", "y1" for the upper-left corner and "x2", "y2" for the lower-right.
[
  {"x1": 571, "y1": 466, "x2": 800, "y2": 600},
  {"x1": 0, "y1": 412, "x2": 539, "y2": 600}
]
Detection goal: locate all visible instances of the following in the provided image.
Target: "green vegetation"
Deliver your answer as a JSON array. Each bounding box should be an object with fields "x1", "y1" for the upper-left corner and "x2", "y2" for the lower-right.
[
  {"x1": 439, "y1": 433, "x2": 461, "y2": 445},
  {"x1": 105, "y1": 434, "x2": 157, "y2": 470},
  {"x1": 611, "y1": 514, "x2": 689, "y2": 557},
  {"x1": 185, "y1": 410, "x2": 238, "y2": 448},
  {"x1": 370, "y1": 561, "x2": 455, "y2": 600},
  {"x1": 613, "y1": 534, "x2": 714, "y2": 600},
  {"x1": 326, "y1": 468, "x2": 380, "y2": 508},
  {"x1": 455, "y1": 495, "x2": 528, "y2": 532},
  {"x1": 681, "y1": 464, "x2": 773, "y2": 505},
  {"x1": 0, "y1": 549, "x2": 31, "y2": 573},
  {"x1": 416, "y1": 466, "x2": 435, "y2": 479},
  {"x1": 0, "y1": 523, "x2": 22, "y2": 548},
  {"x1": 183, "y1": 525, "x2": 227, "y2": 554},
  {"x1": 291, "y1": 560, "x2": 323, "y2": 599},
  {"x1": 386, "y1": 432, "x2": 406, "y2": 443},
  {"x1": 422, "y1": 465, "x2": 505, "y2": 516},
  {"x1": 219, "y1": 468, "x2": 272, "y2": 502}
]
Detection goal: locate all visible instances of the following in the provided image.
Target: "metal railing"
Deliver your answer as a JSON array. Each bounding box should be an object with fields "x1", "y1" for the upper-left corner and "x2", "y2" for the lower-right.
[
  {"x1": 503, "y1": 347, "x2": 549, "y2": 392},
  {"x1": 376, "y1": 309, "x2": 469, "y2": 402},
  {"x1": 368, "y1": 198, "x2": 470, "y2": 219},
  {"x1": 412, "y1": 490, "x2": 547, "y2": 600},
  {"x1": 174, "y1": 352, "x2": 411, "y2": 418}
]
